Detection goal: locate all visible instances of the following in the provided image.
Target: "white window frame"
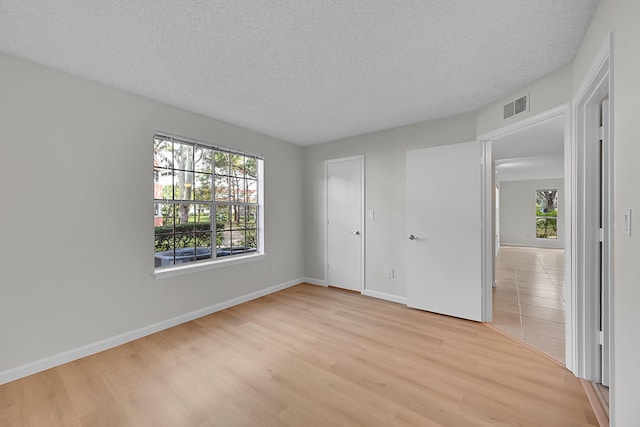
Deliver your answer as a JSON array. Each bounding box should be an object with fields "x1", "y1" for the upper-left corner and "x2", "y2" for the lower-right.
[{"x1": 153, "y1": 133, "x2": 264, "y2": 279}]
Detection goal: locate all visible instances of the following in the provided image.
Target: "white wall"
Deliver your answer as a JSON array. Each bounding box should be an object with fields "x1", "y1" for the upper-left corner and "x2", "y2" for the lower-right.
[
  {"x1": 499, "y1": 179, "x2": 564, "y2": 249},
  {"x1": 570, "y1": 0, "x2": 640, "y2": 424},
  {"x1": 303, "y1": 113, "x2": 477, "y2": 300},
  {"x1": 0, "y1": 53, "x2": 304, "y2": 377}
]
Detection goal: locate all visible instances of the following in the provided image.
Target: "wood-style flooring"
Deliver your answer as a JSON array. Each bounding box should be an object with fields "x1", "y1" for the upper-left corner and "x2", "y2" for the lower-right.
[{"x1": 0, "y1": 284, "x2": 598, "y2": 426}]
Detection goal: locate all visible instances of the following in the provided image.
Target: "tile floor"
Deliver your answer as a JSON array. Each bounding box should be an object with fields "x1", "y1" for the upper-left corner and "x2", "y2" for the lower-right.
[{"x1": 492, "y1": 246, "x2": 566, "y2": 362}]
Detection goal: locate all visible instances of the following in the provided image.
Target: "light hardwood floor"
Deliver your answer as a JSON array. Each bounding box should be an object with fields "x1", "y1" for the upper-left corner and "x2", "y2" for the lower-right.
[
  {"x1": 492, "y1": 246, "x2": 566, "y2": 362},
  {"x1": 0, "y1": 284, "x2": 598, "y2": 426}
]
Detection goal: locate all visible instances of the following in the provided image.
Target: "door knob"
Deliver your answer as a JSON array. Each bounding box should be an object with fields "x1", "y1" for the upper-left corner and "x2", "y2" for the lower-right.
[
  {"x1": 408, "y1": 234, "x2": 416, "y2": 240},
  {"x1": 352, "y1": 231, "x2": 360, "y2": 235}
]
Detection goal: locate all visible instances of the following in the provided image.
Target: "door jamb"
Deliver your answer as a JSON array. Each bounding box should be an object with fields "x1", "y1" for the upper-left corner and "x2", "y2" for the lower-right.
[
  {"x1": 480, "y1": 140, "x2": 494, "y2": 321},
  {"x1": 571, "y1": 34, "x2": 613, "y2": 387}
]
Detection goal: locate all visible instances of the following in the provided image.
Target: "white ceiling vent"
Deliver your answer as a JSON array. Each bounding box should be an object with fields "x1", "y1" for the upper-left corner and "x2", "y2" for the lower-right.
[{"x1": 504, "y1": 93, "x2": 530, "y2": 119}]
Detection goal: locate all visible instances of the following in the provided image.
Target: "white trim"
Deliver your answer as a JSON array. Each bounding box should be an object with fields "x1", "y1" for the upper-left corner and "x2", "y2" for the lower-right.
[
  {"x1": 481, "y1": 140, "x2": 494, "y2": 321},
  {"x1": 0, "y1": 278, "x2": 303, "y2": 386},
  {"x1": 570, "y1": 33, "x2": 613, "y2": 394},
  {"x1": 477, "y1": 103, "x2": 570, "y2": 142},
  {"x1": 303, "y1": 277, "x2": 328, "y2": 286},
  {"x1": 154, "y1": 253, "x2": 265, "y2": 279},
  {"x1": 324, "y1": 155, "x2": 366, "y2": 293},
  {"x1": 362, "y1": 289, "x2": 407, "y2": 305}
]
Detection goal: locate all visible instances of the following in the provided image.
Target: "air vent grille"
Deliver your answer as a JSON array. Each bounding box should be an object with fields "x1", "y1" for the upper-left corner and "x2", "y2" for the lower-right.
[
  {"x1": 504, "y1": 102, "x2": 515, "y2": 119},
  {"x1": 504, "y1": 94, "x2": 529, "y2": 119},
  {"x1": 514, "y1": 95, "x2": 527, "y2": 114}
]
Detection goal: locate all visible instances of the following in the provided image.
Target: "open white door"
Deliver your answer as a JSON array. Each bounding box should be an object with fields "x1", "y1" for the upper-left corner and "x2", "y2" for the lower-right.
[{"x1": 406, "y1": 141, "x2": 488, "y2": 321}]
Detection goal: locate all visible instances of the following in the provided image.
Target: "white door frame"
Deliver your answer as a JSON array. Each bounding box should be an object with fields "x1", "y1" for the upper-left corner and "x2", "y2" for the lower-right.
[
  {"x1": 481, "y1": 140, "x2": 494, "y2": 321},
  {"x1": 571, "y1": 34, "x2": 613, "y2": 386},
  {"x1": 324, "y1": 155, "x2": 365, "y2": 291},
  {"x1": 478, "y1": 103, "x2": 572, "y2": 362}
]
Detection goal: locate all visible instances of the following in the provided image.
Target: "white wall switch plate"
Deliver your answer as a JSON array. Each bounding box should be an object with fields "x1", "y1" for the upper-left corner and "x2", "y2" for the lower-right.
[{"x1": 623, "y1": 208, "x2": 632, "y2": 236}]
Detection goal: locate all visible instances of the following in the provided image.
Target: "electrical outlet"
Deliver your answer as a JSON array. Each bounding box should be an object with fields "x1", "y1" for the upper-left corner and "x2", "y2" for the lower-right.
[{"x1": 387, "y1": 268, "x2": 395, "y2": 279}]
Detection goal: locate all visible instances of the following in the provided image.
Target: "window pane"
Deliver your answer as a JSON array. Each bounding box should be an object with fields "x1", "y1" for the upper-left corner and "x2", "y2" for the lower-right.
[
  {"x1": 195, "y1": 146, "x2": 212, "y2": 173},
  {"x1": 193, "y1": 204, "x2": 211, "y2": 227},
  {"x1": 174, "y1": 203, "x2": 195, "y2": 226},
  {"x1": 173, "y1": 143, "x2": 194, "y2": 171},
  {"x1": 536, "y1": 189, "x2": 558, "y2": 216},
  {"x1": 173, "y1": 171, "x2": 194, "y2": 201},
  {"x1": 242, "y1": 230, "x2": 257, "y2": 251},
  {"x1": 194, "y1": 173, "x2": 212, "y2": 201},
  {"x1": 195, "y1": 232, "x2": 212, "y2": 253},
  {"x1": 154, "y1": 212, "x2": 174, "y2": 253},
  {"x1": 246, "y1": 179, "x2": 258, "y2": 203},
  {"x1": 230, "y1": 154, "x2": 245, "y2": 177},
  {"x1": 215, "y1": 152, "x2": 229, "y2": 175},
  {"x1": 245, "y1": 158, "x2": 258, "y2": 180},
  {"x1": 536, "y1": 218, "x2": 558, "y2": 239},
  {"x1": 246, "y1": 206, "x2": 258, "y2": 229},
  {"x1": 154, "y1": 137, "x2": 173, "y2": 169},
  {"x1": 216, "y1": 205, "x2": 230, "y2": 231},
  {"x1": 214, "y1": 175, "x2": 229, "y2": 201},
  {"x1": 158, "y1": 203, "x2": 176, "y2": 227},
  {"x1": 228, "y1": 177, "x2": 243, "y2": 203}
]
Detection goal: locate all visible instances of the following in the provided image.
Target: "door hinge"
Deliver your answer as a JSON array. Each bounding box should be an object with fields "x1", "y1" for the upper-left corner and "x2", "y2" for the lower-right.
[
  {"x1": 599, "y1": 227, "x2": 604, "y2": 242},
  {"x1": 327, "y1": 263, "x2": 330, "y2": 271},
  {"x1": 599, "y1": 125, "x2": 605, "y2": 141},
  {"x1": 599, "y1": 330, "x2": 604, "y2": 346}
]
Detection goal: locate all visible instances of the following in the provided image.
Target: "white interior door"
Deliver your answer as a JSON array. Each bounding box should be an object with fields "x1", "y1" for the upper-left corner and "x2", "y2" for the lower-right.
[
  {"x1": 406, "y1": 141, "x2": 486, "y2": 321},
  {"x1": 327, "y1": 157, "x2": 363, "y2": 291}
]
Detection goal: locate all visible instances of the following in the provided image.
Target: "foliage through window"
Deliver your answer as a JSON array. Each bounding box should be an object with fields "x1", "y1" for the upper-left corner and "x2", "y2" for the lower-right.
[
  {"x1": 536, "y1": 189, "x2": 558, "y2": 239},
  {"x1": 153, "y1": 134, "x2": 262, "y2": 268}
]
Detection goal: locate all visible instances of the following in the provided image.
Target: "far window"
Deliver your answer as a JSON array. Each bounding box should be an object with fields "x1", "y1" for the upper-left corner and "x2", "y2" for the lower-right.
[
  {"x1": 153, "y1": 133, "x2": 263, "y2": 269},
  {"x1": 536, "y1": 189, "x2": 558, "y2": 239}
]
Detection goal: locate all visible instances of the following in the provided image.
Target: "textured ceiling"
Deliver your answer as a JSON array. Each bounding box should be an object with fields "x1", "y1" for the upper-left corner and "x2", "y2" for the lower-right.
[{"x1": 0, "y1": 1, "x2": 597, "y2": 146}]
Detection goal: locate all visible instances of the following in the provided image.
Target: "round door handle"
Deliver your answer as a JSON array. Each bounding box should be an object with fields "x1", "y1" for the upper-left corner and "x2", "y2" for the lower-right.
[
  {"x1": 352, "y1": 231, "x2": 360, "y2": 235},
  {"x1": 408, "y1": 234, "x2": 416, "y2": 240}
]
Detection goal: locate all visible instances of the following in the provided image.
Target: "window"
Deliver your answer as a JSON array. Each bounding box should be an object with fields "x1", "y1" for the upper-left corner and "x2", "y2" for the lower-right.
[
  {"x1": 536, "y1": 189, "x2": 558, "y2": 239},
  {"x1": 153, "y1": 133, "x2": 263, "y2": 269}
]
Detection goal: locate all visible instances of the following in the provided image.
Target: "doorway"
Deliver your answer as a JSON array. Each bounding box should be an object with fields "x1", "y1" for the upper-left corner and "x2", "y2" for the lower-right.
[
  {"x1": 493, "y1": 115, "x2": 567, "y2": 362},
  {"x1": 325, "y1": 156, "x2": 364, "y2": 292},
  {"x1": 480, "y1": 108, "x2": 569, "y2": 364}
]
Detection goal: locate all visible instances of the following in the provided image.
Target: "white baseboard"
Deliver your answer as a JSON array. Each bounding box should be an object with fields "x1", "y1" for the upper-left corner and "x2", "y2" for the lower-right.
[
  {"x1": 302, "y1": 277, "x2": 327, "y2": 286},
  {"x1": 362, "y1": 289, "x2": 407, "y2": 305},
  {"x1": 0, "y1": 278, "x2": 303, "y2": 386}
]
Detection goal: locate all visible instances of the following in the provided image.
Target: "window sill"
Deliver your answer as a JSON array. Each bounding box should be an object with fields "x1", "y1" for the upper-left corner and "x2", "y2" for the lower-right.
[{"x1": 153, "y1": 253, "x2": 265, "y2": 279}]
